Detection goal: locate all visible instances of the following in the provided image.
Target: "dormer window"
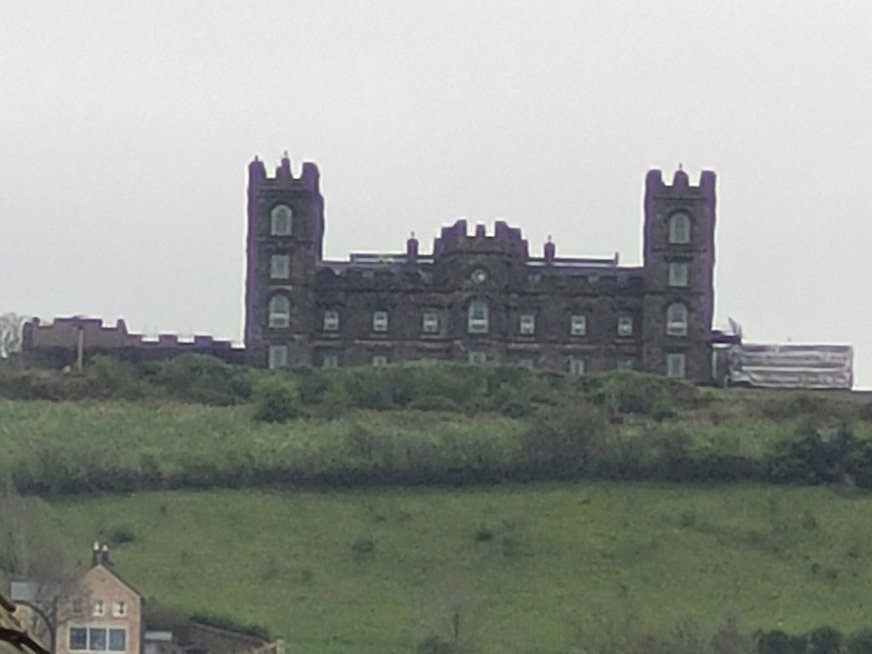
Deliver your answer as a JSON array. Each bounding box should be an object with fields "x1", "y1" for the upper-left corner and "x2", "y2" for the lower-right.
[
  {"x1": 270, "y1": 205, "x2": 293, "y2": 236},
  {"x1": 668, "y1": 212, "x2": 691, "y2": 244}
]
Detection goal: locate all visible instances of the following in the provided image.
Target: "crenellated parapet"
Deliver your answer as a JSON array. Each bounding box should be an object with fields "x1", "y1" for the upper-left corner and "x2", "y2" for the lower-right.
[
  {"x1": 248, "y1": 152, "x2": 321, "y2": 194},
  {"x1": 432, "y1": 219, "x2": 529, "y2": 260},
  {"x1": 645, "y1": 167, "x2": 716, "y2": 199}
]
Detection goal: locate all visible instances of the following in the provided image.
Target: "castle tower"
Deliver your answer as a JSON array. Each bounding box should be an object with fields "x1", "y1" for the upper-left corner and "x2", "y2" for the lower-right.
[
  {"x1": 244, "y1": 152, "x2": 325, "y2": 367},
  {"x1": 640, "y1": 168, "x2": 717, "y2": 381}
]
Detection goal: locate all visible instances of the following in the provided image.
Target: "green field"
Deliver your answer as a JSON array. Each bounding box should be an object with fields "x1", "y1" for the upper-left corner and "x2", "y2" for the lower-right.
[{"x1": 46, "y1": 482, "x2": 872, "y2": 654}]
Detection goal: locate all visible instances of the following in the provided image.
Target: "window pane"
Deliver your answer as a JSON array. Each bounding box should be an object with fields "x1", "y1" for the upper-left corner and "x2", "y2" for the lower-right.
[
  {"x1": 70, "y1": 628, "x2": 87, "y2": 650},
  {"x1": 112, "y1": 601, "x2": 126, "y2": 617},
  {"x1": 270, "y1": 255, "x2": 290, "y2": 279},
  {"x1": 668, "y1": 262, "x2": 688, "y2": 287},
  {"x1": 667, "y1": 353, "x2": 686, "y2": 378},
  {"x1": 617, "y1": 316, "x2": 633, "y2": 337},
  {"x1": 666, "y1": 303, "x2": 688, "y2": 336},
  {"x1": 570, "y1": 314, "x2": 587, "y2": 336},
  {"x1": 422, "y1": 311, "x2": 439, "y2": 333},
  {"x1": 468, "y1": 351, "x2": 486, "y2": 365},
  {"x1": 519, "y1": 313, "x2": 535, "y2": 335},
  {"x1": 268, "y1": 295, "x2": 290, "y2": 328},
  {"x1": 89, "y1": 628, "x2": 107, "y2": 651},
  {"x1": 323, "y1": 310, "x2": 339, "y2": 332},
  {"x1": 372, "y1": 355, "x2": 388, "y2": 367},
  {"x1": 468, "y1": 300, "x2": 489, "y2": 334},
  {"x1": 322, "y1": 353, "x2": 338, "y2": 368},
  {"x1": 568, "y1": 358, "x2": 585, "y2": 376},
  {"x1": 669, "y1": 213, "x2": 690, "y2": 244},
  {"x1": 268, "y1": 345, "x2": 288, "y2": 369},
  {"x1": 270, "y1": 205, "x2": 293, "y2": 236},
  {"x1": 372, "y1": 311, "x2": 388, "y2": 332},
  {"x1": 109, "y1": 629, "x2": 126, "y2": 652}
]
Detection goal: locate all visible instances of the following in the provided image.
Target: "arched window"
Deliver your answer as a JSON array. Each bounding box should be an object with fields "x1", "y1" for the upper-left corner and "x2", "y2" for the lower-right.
[
  {"x1": 268, "y1": 294, "x2": 290, "y2": 328},
  {"x1": 270, "y1": 204, "x2": 293, "y2": 236},
  {"x1": 666, "y1": 302, "x2": 688, "y2": 336},
  {"x1": 468, "y1": 299, "x2": 489, "y2": 334},
  {"x1": 668, "y1": 212, "x2": 691, "y2": 244}
]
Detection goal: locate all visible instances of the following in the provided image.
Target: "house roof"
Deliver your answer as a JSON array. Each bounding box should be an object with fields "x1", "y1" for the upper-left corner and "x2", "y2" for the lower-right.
[{"x1": 86, "y1": 563, "x2": 143, "y2": 599}]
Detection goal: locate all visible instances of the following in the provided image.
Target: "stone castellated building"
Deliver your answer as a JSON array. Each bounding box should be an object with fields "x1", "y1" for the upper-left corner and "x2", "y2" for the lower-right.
[{"x1": 244, "y1": 153, "x2": 717, "y2": 382}]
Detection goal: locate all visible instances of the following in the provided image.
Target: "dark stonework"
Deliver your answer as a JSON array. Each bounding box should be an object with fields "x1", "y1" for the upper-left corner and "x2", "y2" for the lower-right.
[{"x1": 245, "y1": 154, "x2": 717, "y2": 382}]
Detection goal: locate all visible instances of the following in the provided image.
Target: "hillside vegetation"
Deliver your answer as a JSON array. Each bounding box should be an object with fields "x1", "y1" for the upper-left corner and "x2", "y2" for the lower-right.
[{"x1": 1, "y1": 357, "x2": 872, "y2": 494}]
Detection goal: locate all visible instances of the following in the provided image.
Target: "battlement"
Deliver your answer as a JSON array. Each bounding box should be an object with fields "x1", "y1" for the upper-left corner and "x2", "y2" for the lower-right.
[
  {"x1": 432, "y1": 219, "x2": 529, "y2": 259},
  {"x1": 645, "y1": 167, "x2": 716, "y2": 199},
  {"x1": 22, "y1": 317, "x2": 245, "y2": 367},
  {"x1": 248, "y1": 152, "x2": 320, "y2": 193}
]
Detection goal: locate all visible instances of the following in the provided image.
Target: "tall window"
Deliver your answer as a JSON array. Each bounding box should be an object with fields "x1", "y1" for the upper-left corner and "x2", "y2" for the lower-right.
[
  {"x1": 668, "y1": 262, "x2": 688, "y2": 287},
  {"x1": 92, "y1": 600, "x2": 104, "y2": 617},
  {"x1": 568, "y1": 358, "x2": 585, "y2": 376},
  {"x1": 519, "y1": 313, "x2": 535, "y2": 335},
  {"x1": 268, "y1": 294, "x2": 290, "y2": 328},
  {"x1": 268, "y1": 345, "x2": 288, "y2": 369},
  {"x1": 570, "y1": 314, "x2": 587, "y2": 336},
  {"x1": 322, "y1": 352, "x2": 339, "y2": 368},
  {"x1": 270, "y1": 254, "x2": 290, "y2": 279},
  {"x1": 468, "y1": 299, "x2": 489, "y2": 334},
  {"x1": 323, "y1": 309, "x2": 339, "y2": 332},
  {"x1": 668, "y1": 212, "x2": 691, "y2": 244},
  {"x1": 617, "y1": 315, "x2": 634, "y2": 337},
  {"x1": 667, "y1": 352, "x2": 686, "y2": 378},
  {"x1": 372, "y1": 310, "x2": 389, "y2": 332},
  {"x1": 270, "y1": 204, "x2": 293, "y2": 235},
  {"x1": 666, "y1": 303, "x2": 688, "y2": 336},
  {"x1": 422, "y1": 311, "x2": 439, "y2": 334}
]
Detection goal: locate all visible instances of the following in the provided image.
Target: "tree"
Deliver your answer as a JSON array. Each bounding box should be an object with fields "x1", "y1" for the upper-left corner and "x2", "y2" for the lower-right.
[{"x1": 0, "y1": 313, "x2": 29, "y2": 359}]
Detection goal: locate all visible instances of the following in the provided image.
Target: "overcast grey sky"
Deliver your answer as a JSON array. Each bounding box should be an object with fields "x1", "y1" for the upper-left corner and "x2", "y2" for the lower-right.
[{"x1": 2, "y1": 1, "x2": 871, "y2": 383}]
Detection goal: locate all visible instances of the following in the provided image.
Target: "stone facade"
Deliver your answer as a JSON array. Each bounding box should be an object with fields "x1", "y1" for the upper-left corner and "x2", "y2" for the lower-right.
[{"x1": 244, "y1": 154, "x2": 717, "y2": 382}]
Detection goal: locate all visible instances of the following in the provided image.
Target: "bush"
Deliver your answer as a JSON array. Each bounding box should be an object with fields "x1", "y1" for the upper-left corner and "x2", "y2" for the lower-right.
[
  {"x1": 252, "y1": 376, "x2": 301, "y2": 422},
  {"x1": 584, "y1": 371, "x2": 677, "y2": 419},
  {"x1": 808, "y1": 626, "x2": 842, "y2": 654},
  {"x1": 144, "y1": 354, "x2": 251, "y2": 405},
  {"x1": 846, "y1": 629, "x2": 872, "y2": 654},
  {"x1": 189, "y1": 611, "x2": 270, "y2": 641}
]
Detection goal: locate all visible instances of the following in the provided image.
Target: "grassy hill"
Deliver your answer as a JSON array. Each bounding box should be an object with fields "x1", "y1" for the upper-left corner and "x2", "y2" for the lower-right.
[{"x1": 47, "y1": 482, "x2": 872, "y2": 654}]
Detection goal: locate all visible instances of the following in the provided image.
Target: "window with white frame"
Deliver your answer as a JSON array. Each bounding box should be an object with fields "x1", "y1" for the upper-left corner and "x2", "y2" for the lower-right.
[
  {"x1": 617, "y1": 315, "x2": 633, "y2": 337},
  {"x1": 323, "y1": 309, "x2": 339, "y2": 332},
  {"x1": 668, "y1": 262, "x2": 689, "y2": 287},
  {"x1": 666, "y1": 302, "x2": 688, "y2": 336},
  {"x1": 668, "y1": 212, "x2": 691, "y2": 244},
  {"x1": 468, "y1": 351, "x2": 487, "y2": 365},
  {"x1": 70, "y1": 627, "x2": 127, "y2": 652},
  {"x1": 371, "y1": 354, "x2": 388, "y2": 367},
  {"x1": 270, "y1": 254, "x2": 290, "y2": 279},
  {"x1": 570, "y1": 314, "x2": 587, "y2": 336},
  {"x1": 372, "y1": 310, "x2": 389, "y2": 332},
  {"x1": 617, "y1": 358, "x2": 635, "y2": 370},
  {"x1": 667, "y1": 352, "x2": 687, "y2": 378},
  {"x1": 421, "y1": 311, "x2": 439, "y2": 334},
  {"x1": 268, "y1": 294, "x2": 290, "y2": 328},
  {"x1": 111, "y1": 601, "x2": 126, "y2": 618},
  {"x1": 92, "y1": 600, "x2": 105, "y2": 617},
  {"x1": 268, "y1": 345, "x2": 288, "y2": 369},
  {"x1": 519, "y1": 313, "x2": 535, "y2": 335},
  {"x1": 467, "y1": 299, "x2": 489, "y2": 334},
  {"x1": 322, "y1": 353, "x2": 339, "y2": 368},
  {"x1": 270, "y1": 204, "x2": 293, "y2": 236},
  {"x1": 568, "y1": 357, "x2": 585, "y2": 376}
]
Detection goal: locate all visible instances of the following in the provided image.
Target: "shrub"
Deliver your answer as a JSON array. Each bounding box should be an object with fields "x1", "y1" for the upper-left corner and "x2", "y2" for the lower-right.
[
  {"x1": 522, "y1": 401, "x2": 612, "y2": 476},
  {"x1": 144, "y1": 354, "x2": 251, "y2": 405},
  {"x1": 584, "y1": 371, "x2": 676, "y2": 419},
  {"x1": 252, "y1": 376, "x2": 301, "y2": 422},
  {"x1": 189, "y1": 611, "x2": 270, "y2": 641},
  {"x1": 351, "y1": 536, "x2": 375, "y2": 556},
  {"x1": 846, "y1": 629, "x2": 872, "y2": 654},
  {"x1": 808, "y1": 626, "x2": 842, "y2": 654},
  {"x1": 104, "y1": 525, "x2": 136, "y2": 545}
]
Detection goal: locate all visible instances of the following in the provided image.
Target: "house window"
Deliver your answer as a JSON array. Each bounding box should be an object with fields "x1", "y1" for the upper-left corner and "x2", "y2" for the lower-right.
[
  {"x1": 92, "y1": 600, "x2": 105, "y2": 617},
  {"x1": 666, "y1": 303, "x2": 688, "y2": 336},
  {"x1": 372, "y1": 355, "x2": 388, "y2": 367},
  {"x1": 422, "y1": 311, "x2": 439, "y2": 334},
  {"x1": 270, "y1": 204, "x2": 293, "y2": 236},
  {"x1": 568, "y1": 358, "x2": 585, "y2": 376},
  {"x1": 467, "y1": 299, "x2": 489, "y2": 334},
  {"x1": 111, "y1": 601, "x2": 126, "y2": 618},
  {"x1": 617, "y1": 358, "x2": 635, "y2": 370},
  {"x1": 519, "y1": 313, "x2": 535, "y2": 335},
  {"x1": 70, "y1": 628, "x2": 87, "y2": 650},
  {"x1": 322, "y1": 353, "x2": 338, "y2": 369},
  {"x1": 617, "y1": 316, "x2": 633, "y2": 337},
  {"x1": 323, "y1": 309, "x2": 339, "y2": 332},
  {"x1": 468, "y1": 351, "x2": 487, "y2": 365},
  {"x1": 518, "y1": 358, "x2": 534, "y2": 369},
  {"x1": 570, "y1": 314, "x2": 587, "y2": 336},
  {"x1": 668, "y1": 212, "x2": 691, "y2": 244},
  {"x1": 668, "y1": 262, "x2": 688, "y2": 287},
  {"x1": 108, "y1": 629, "x2": 126, "y2": 652},
  {"x1": 268, "y1": 345, "x2": 288, "y2": 369},
  {"x1": 89, "y1": 628, "x2": 107, "y2": 651},
  {"x1": 270, "y1": 254, "x2": 290, "y2": 279},
  {"x1": 268, "y1": 294, "x2": 290, "y2": 328},
  {"x1": 372, "y1": 310, "x2": 389, "y2": 332},
  {"x1": 71, "y1": 599, "x2": 83, "y2": 615},
  {"x1": 667, "y1": 352, "x2": 687, "y2": 378}
]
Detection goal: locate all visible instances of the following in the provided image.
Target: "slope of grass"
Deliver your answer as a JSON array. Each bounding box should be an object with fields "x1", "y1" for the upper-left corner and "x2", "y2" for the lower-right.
[{"x1": 50, "y1": 482, "x2": 872, "y2": 654}]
